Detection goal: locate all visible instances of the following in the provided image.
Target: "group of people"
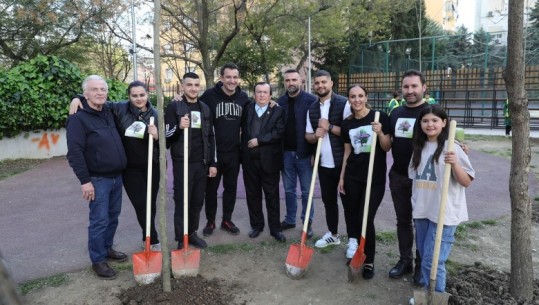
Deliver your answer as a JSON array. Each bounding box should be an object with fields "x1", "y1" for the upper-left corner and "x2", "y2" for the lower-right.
[{"x1": 66, "y1": 67, "x2": 475, "y2": 296}]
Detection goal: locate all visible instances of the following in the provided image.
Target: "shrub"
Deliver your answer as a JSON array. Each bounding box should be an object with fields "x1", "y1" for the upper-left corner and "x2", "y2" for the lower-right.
[{"x1": 0, "y1": 56, "x2": 127, "y2": 139}]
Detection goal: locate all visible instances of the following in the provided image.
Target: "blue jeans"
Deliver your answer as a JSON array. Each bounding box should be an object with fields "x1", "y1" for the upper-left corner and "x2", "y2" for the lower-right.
[
  {"x1": 88, "y1": 176, "x2": 123, "y2": 263},
  {"x1": 414, "y1": 218, "x2": 457, "y2": 292},
  {"x1": 281, "y1": 151, "x2": 313, "y2": 224}
]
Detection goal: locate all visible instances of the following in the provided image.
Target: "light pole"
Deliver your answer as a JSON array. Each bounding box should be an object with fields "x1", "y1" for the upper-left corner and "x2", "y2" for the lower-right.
[
  {"x1": 308, "y1": 17, "x2": 311, "y2": 93},
  {"x1": 131, "y1": 0, "x2": 138, "y2": 81},
  {"x1": 405, "y1": 47, "x2": 412, "y2": 70}
]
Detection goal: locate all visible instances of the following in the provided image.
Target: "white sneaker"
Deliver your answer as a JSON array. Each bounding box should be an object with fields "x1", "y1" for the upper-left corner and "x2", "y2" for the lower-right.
[
  {"x1": 346, "y1": 238, "x2": 358, "y2": 258},
  {"x1": 409, "y1": 297, "x2": 415, "y2": 305},
  {"x1": 314, "y1": 232, "x2": 341, "y2": 248},
  {"x1": 141, "y1": 242, "x2": 161, "y2": 251}
]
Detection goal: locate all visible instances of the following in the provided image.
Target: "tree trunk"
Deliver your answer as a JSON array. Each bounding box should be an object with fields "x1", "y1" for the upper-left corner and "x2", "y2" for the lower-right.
[
  {"x1": 153, "y1": 0, "x2": 172, "y2": 293},
  {"x1": 504, "y1": 0, "x2": 534, "y2": 300}
]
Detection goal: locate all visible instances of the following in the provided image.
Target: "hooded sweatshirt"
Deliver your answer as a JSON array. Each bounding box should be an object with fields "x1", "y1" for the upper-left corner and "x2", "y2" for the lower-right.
[{"x1": 200, "y1": 81, "x2": 251, "y2": 153}]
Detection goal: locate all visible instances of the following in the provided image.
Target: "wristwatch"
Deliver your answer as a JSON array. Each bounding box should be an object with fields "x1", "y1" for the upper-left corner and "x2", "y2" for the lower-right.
[{"x1": 329, "y1": 124, "x2": 334, "y2": 132}]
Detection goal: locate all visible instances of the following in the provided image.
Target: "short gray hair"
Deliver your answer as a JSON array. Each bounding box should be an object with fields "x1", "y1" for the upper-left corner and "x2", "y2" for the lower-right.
[{"x1": 82, "y1": 75, "x2": 108, "y2": 92}]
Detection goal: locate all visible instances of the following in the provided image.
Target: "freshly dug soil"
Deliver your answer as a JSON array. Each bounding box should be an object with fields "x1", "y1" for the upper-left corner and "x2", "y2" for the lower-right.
[
  {"x1": 119, "y1": 275, "x2": 244, "y2": 305},
  {"x1": 447, "y1": 262, "x2": 539, "y2": 305}
]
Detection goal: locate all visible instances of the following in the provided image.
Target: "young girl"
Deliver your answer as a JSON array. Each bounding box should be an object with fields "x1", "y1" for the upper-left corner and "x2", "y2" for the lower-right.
[
  {"x1": 338, "y1": 84, "x2": 391, "y2": 279},
  {"x1": 408, "y1": 105, "x2": 475, "y2": 292}
]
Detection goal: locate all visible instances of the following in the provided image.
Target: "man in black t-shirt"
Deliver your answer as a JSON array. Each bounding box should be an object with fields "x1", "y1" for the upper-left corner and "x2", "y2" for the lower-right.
[
  {"x1": 388, "y1": 70, "x2": 430, "y2": 284},
  {"x1": 165, "y1": 72, "x2": 217, "y2": 249}
]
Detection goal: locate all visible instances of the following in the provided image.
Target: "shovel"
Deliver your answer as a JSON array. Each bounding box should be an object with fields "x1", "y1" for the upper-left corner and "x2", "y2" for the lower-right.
[
  {"x1": 171, "y1": 126, "x2": 200, "y2": 277},
  {"x1": 285, "y1": 137, "x2": 322, "y2": 279},
  {"x1": 132, "y1": 117, "x2": 162, "y2": 284},
  {"x1": 348, "y1": 111, "x2": 380, "y2": 282},
  {"x1": 413, "y1": 120, "x2": 457, "y2": 305}
]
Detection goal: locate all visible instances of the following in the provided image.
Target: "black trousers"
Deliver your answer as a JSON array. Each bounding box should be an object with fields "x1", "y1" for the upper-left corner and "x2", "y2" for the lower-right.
[
  {"x1": 318, "y1": 166, "x2": 345, "y2": 235},
  {"x1": 205, "y1": 150, "x2": 240, "y2": 223},
  {"x1": 123, "y1": 164, "x2": 160, "y2": 244},
  {"x1": 342, "y1": 177, "x2": 384, "y2": 265},
  {"x1": 389, "y1": 169, "x2": 421, "y2": 266},
  {"x1": 172, "y1": 159, "x2": 207, "y2": 240},
  {"x1": 242, "y1": 158, "x2": 281, "y2": 233}
]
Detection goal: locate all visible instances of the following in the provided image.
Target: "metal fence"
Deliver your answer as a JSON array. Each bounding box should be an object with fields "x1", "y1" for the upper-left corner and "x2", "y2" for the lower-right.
[{"x1": 338, "y1": 66, "x2": 539, "y2": 129}]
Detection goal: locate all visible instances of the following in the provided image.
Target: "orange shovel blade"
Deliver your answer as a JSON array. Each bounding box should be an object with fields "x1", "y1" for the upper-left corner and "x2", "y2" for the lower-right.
[
  {"x1": 347, "y1": 237, "x2": 366, "y2": 282},
  {"x1": 285, "y1": 242, "x2": 314, "y2": 280},
  {"x1": 171, "y1": 247, "x2": 200, "y2": 278},
  {"x1": 132, "y1": 250, "x2": 162, "y2": 285}
]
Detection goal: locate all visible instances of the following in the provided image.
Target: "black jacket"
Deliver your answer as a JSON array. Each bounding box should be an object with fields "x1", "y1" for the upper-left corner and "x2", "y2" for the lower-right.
[
  {"x1": 241, "y1": 103, "x2": 285, "y2": 174},
  {"x1": 165, "y1": 98, "x2": 216, "y2": 167},
  {"x1": 277, "y1": 90, "x2": 317, "y2": 158},
  {"x1": 66, "y1": 104, "x2": 127, "y2": 185}
]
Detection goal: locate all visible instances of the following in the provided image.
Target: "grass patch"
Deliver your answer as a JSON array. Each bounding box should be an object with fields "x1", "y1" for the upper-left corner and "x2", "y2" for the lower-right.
[
  {"x1": 445, "y1": 260, "x2": 464, "y2": 276},
  {"x1": 465, "y1": 134, "x2": 509, "y2": 142},
  {"x1": 318, "y1": 245, "x2": 339, "y2": 254},
  {"x1": 111, "y1": 261, "x2": 132, "y2": 271},
  {"x1": 0, "y1": 158, "x2": 46, "y2": 181},
  {"x1": 207, "y1": 243, "x2": 258, "y2": 254},
  {"x1": 455, "y1": 219, "x2": 498, "y2": 239},
  {"x1": 19, "y1": 273, "x2": 68, "y2": 295},
  {"x1": 376, "y1": 231, "x2": 397, "y2": 245}
]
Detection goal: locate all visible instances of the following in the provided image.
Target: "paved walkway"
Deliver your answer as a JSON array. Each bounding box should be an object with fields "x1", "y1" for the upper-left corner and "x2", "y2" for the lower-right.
[{"x1": 0, "y1": 131, "x2": 536, "y2": 283}]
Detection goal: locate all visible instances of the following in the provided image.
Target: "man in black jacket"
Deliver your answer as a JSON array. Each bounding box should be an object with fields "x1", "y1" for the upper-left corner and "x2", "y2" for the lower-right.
[
  {"x1": 165, "y1": 72, "x2": 217, "y2": 249},
  {"x1": 201, "y1": 63, "x2": 251, "y2": 237},
  {"x1": 66, "y1": 75, "x2": 128, "y2": 280},
  {"x1": 241, "y1": 82, "x2": 286, "y2": 242},
  {"x1": 277, "y1": 69, "x2": 318, "y2": 238}
]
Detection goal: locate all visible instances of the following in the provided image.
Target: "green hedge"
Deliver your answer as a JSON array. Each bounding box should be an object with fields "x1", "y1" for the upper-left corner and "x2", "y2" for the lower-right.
[{"x1": 0, "y1": 55, "x2": 127, "y2": 139}]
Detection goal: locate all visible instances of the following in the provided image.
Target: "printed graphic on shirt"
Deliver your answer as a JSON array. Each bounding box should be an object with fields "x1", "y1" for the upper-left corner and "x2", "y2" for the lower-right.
[
  {"x1": 191, "y1": 111, "x2": 201, "y2": 128},
  {"x1": 125, "y1": 121, "x2": 147, "y2": 139},
  {"x1": 394, "y1": 117, "x2": 416, "y2": 138},
  {"x1": 349, "y1": 126, "x2": 374, "y2": 154},
  {"x1": 215, "y1": 101, "x2": 242, "y2": 120},
  {"x1": 415, "y1": 155, "x2": 438, "y2": 189}
]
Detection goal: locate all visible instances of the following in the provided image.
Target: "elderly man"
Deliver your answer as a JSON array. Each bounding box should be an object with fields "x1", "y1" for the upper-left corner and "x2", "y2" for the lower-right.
[
  {"x1": 66, "y1": 75, "x2": 128, "y2": 280},
  {"x1": 241, "y1": 82, "x2": 286, "y2": 242}
]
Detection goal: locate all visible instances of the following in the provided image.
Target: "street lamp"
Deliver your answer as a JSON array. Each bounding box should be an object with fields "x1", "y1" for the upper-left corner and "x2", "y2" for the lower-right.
[
  {"x1": 405, "y1": 47, "x2": 412, "y2": 69},
  {"x1": 131, "y1": 0, "x2": 138, "y2": 81},
  {"x1": 307, "y1": 4, "x2": 331, "y2": 93}
]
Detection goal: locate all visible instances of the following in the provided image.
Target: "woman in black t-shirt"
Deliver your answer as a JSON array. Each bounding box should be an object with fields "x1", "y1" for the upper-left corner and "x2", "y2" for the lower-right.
[{"x1": 338, "y1": 84, "x2": 392, "y2": 279}]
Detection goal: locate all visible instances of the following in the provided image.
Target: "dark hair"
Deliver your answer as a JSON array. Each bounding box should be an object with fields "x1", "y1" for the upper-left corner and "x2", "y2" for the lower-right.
[
  {"x1": 182, "y1": 72, "x2": 199, "y2": 80},
  {"x1": 284, "y1": 68, "x2": 299, "y2": 75},
  {"x1": 220, "y1": 63, "x2": 240, "y2": 76},
  {"x1": 411, "y1": 104, "x2": 449, "y2": 170},
  {"x1": 127, "y1": 80, "x2": 148, "y2": 95},
  {"x1": 392, "y1": 91, "x2": 400, "y2": 98},
  {"x1": 401, "y1": 69, "x2": 426, "y2": 85},
  {"x1": 314, "y1": 70, "x2": 331, "y2": 79},
  {"x1": 347, "y1": 84, "x2": 368, "y2": 97},
  {"x1": 254, "y1": 82, "x2": 272, "y2": 95}
]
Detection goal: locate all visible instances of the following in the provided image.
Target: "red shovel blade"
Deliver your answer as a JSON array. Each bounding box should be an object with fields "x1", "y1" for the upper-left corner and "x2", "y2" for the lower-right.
[
  {"x1": 285, "y1": 232, "x2": 314, "y2": 279},
  {"x1": 171, "y1": 235, "x2": 200, "y2": 278},
  {"x1": 132, "y1": 239, "x2": 162, "y2": 285},
  {"x1": 347, "y1": 236, "x2": 366, "y2": 282}
]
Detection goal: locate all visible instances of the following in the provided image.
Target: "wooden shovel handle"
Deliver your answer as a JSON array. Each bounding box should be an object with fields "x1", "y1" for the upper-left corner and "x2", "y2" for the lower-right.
[
  {"x1": 429, "y1": 120, "x2": 457, "y2": 284},
  {"x1": 145, "y1": 117, "x2": 155, "y2": 239}
]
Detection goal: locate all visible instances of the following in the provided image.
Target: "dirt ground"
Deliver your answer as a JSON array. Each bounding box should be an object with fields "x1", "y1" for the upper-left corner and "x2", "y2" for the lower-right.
[{"x1": 16, "y1": 136, "x2": 539, "y2": 304}]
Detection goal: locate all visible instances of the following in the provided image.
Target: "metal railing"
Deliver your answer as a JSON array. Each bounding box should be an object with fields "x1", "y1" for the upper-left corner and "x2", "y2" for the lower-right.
[{"x1": 338, "y1": 66, "x2": 539, "y2": 129}]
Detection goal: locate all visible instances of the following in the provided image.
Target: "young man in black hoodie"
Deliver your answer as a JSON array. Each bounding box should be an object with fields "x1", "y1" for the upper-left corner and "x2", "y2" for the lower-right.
[
  {"x1": 165, "y1": 72, "x2": 217, "y2": 249},
  {"x1": 201, "y1": 63, "x2": 251, "y2": 237}
]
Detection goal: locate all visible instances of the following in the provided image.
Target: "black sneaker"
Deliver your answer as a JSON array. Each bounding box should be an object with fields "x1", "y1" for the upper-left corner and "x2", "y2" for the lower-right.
[
  {"x1": 92, "y1": 262, "x2": 117, "y2": 280},
  {"x1": 221, "y1": 220, "x2": 240, "y2": 235},
  {"x1": 188, "y1": 232, "x2": 208, "y2": 249},
  {"x1": 413, "y1": 264, "x2": 424, "y2": 286},
  {"x1": 388, "y1": 259, "x2": 413, "y2": 279},
  {"x1": 281, "y1": 221, "x2": 296, "y2": 230},
  {"x1": 203, "y1": 221, "x2": 216, "y2": 236},
  {"x1": 362, "y1": 264, "x2": 375, "y2": 279}
]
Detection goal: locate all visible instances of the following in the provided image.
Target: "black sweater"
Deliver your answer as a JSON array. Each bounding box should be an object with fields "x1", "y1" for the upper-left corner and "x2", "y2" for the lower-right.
[{"x1": 200, "y1": 81, "x2": 251, "y2": 153}]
